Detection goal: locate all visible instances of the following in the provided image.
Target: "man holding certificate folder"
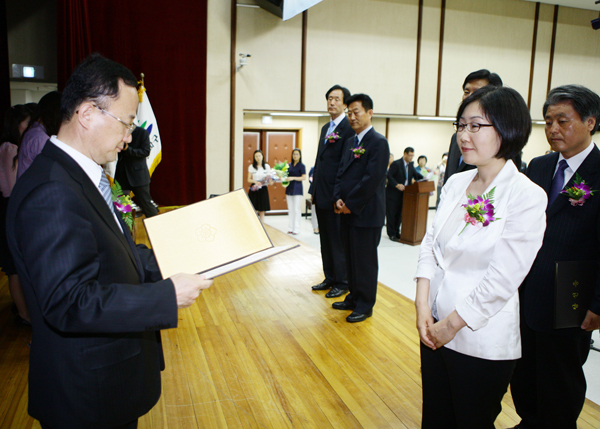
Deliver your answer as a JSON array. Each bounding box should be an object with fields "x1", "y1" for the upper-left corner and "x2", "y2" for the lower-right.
[
  {"x1": 510, "y1": 85, "x2": 600, "y2": 429},
  {"x1": 7, "y1": 54, "x2": 212, "y2": 429}
]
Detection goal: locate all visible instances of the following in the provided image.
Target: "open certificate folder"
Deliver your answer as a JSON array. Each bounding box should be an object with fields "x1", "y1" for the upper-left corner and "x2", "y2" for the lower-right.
[{"x1": 143, "y1": 189, "x2": 298, "y2": 279}]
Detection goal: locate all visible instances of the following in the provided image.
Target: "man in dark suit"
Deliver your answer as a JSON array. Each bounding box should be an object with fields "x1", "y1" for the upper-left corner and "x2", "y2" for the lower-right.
[
  {"x1": 443, "y1": 69, "x2": 503, "y2": 185},
  {"x1": 331, "y1": 93, "x2": 390, "y2": 323},
  {"x1": 385, "y1": 147, "x2": 422, "y2": 241},
  {"x1": 309, "y1": 85, "x2": 354, "y2": 298},
  {"x1": 115, "y1": 126, "x2": 158, "y2": 218},
  {"x1": 510, "y1": 85, "x2": 600, "y2": 429},
  {"x1": 6, "y1": 54, "x2": 211, "y2": 429}
]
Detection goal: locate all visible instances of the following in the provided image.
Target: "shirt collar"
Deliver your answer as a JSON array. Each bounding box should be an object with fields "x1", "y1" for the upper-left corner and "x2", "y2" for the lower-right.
[
  {"x1": 330, "y1": 113, "x2": 345, "y2": 128},
  {"x1": 355, "y1": 126, "x2": 373, "y2": 144},
  {"x1": 50, "y1": 136, "x2": 105, "y2": 189},
  {"x1": 558, "y1": 141, "x2": 595, "y2": 174}
]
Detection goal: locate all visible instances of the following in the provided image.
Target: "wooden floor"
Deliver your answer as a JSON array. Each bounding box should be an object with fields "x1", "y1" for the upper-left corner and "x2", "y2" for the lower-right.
[{"x1": 1, "y1": 215, "x2": 600, "y2": 428}]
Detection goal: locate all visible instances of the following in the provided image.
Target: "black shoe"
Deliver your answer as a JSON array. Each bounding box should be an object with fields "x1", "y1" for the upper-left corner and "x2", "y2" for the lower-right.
[
  {"x1": 389, "y1": 236, "x2": 398, "y2": 242},
  {"x1": 346, "y1": 311, "x2": 372, "y2": 323},
  {"x1": 15, "y1": 314, "x2": 31, "y2": 326},
  {"x1": 325, "y1": 287, "x2": 349, "y2": 298},
  {"x1": 312, "y1": 282, "x2": 332, "y2": 291},
  {"x1": 332, "y1": 301, "x2": 355, "y2": 311}
]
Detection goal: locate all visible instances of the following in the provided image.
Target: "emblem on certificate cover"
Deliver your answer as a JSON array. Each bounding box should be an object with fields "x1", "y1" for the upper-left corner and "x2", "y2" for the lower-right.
[{"x1": 195, "y1": 224, "x2": 217, "y2": 242}]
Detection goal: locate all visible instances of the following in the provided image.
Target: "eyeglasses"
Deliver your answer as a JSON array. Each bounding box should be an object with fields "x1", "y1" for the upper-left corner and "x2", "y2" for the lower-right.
[
  {"x1": 93, "y1": 105, "x2": 136, "y2": 136},
  {"x1": 453, "y1": 122, "x2": 494, "y2": 133}
]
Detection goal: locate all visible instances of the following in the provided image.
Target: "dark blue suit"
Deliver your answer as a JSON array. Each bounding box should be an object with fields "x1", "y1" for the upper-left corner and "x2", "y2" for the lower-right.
[
  {"x1": 511, "y1": 145, "x2": 600, "y2": 429},
  {"x1": 7, "y1": 141, "x2": 178, "y2": 428},
  {"x1": 310, "y1": 116, "x2": 354, "y2": 288},
  {"x1": 333, "y1": 127, "x2": 390, "y2": 313}
]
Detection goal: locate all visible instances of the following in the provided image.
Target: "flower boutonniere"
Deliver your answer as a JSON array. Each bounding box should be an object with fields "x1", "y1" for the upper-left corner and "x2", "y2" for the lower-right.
[
  {"x1": 325, "y1": 132, "x2": 340, "y2": 144},
  {"x1": 111, "y1": 181, "x2": 134, "y2": 232},
  {"x1": 561, "y1": 173, "x2": 598, "y2": 206},
  {"x1": 351, "y1": 144, "x2": 365, "y2": 159},
  {"x1": 459, "y1": 187, "x2": 500, "y2": 235}
]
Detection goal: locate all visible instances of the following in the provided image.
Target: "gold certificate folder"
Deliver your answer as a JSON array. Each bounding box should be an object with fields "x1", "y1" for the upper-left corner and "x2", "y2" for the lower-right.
[{"x1": 143, "y1": 189, "x2": 297, "y2": 279}]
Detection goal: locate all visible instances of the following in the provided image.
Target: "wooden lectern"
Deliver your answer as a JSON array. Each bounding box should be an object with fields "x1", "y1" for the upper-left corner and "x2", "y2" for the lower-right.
[{"x1": 399, "y1": 181, "x2": 435, "y2": 245}]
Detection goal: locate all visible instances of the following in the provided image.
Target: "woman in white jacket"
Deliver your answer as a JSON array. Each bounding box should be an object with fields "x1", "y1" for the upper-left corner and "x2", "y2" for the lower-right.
[{"x1": 415, "y1": 86, "x2": 547, "y2": 429}]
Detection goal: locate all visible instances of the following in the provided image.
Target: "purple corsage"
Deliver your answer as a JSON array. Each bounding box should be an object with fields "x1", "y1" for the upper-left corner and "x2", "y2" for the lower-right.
[
  {"x1": 561, "y1": 173, "x2": 597, "y2": 206},
  {"x1": 459, "y1": 187, "x2": 500, "y2": 235}
]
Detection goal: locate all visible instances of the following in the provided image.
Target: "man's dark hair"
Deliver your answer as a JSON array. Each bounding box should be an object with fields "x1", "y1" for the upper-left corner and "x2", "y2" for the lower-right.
[
  {"x1": 456, "y1": 86, "x2": 531, "y2": 161},
  {"x1": 345, "y1": 93, "x2": 373, "y2": 111},
  {"x1": 418, "y1": 155, "x2": 427, "y2": 163},
  {"x1": 61, "y1": 53, "x2": 137, "y2": 123},
  {"x1": 26, "y1": 91, "x2": 62, "y2": 137},
  {"x1": 325, "y1": 85, "x2": 351, "y2": 104},
  {"x1": 404, "y1": 147, "x2": 415, "y2": 154},
  {"x1": 462, "y1": 69, "x2": 503, "y2": 90},
  {"x1": 543, "y1": 84, "x2": 600, "y2": 135},
  {"x1": 1, "y1": 105, "x2": 30, "y2": 146}
]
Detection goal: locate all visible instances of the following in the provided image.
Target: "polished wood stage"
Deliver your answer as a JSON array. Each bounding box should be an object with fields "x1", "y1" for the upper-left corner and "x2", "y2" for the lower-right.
[{"x1": 1, "y1": 215, "x2": 599, "y2": 428}]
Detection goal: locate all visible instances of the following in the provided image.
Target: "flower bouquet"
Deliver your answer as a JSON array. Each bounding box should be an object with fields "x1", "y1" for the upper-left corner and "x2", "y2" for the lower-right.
[
  {"x1": 111, "y1": 180, "x2": 134, "y2": 232},
  {"x1": 459, "y1": 187, "x2": 499, "y2": 235},
  {"x1": 273, "y1": 162, "x2": 290, "y2": 187}
]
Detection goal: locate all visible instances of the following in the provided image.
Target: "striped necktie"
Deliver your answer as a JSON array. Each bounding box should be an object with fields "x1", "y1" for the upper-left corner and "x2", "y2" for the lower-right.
[
  {"x1": 548, "y1": 159, "x2": 568, "y2": 206},
  {"x1": 99, "y1": 173, "x2": 114, "y2": 212}
]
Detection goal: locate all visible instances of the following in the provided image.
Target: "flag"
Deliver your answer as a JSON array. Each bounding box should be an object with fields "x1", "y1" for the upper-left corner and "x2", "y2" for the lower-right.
[{"x1": 137, "y1": 81, "x2": 162, "y2": 176}]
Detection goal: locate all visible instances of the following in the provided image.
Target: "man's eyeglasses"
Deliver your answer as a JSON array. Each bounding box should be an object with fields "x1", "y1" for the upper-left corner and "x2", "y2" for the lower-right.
[
  {"x1": 93, "y1": 105, "x2": 136, "y2": 136},
  {"x1": 453, "y1": 122, "x2": 494, "y2": 133}
]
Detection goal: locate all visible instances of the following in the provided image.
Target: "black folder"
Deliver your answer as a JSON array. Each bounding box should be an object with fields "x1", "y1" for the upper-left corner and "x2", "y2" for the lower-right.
[{"x1": 554, "y1": 261, "x2": 598, "y2": 329}]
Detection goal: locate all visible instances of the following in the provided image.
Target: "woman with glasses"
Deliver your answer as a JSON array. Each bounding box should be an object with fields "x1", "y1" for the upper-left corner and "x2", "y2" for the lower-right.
[{"x1": 414, "y1": 86, "x2": 547, "y2": 428}]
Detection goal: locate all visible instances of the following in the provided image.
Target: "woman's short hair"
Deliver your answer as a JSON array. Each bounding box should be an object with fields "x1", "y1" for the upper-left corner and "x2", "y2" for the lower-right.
[
  {"x1": 543, "y1": 85, "x2": 600, "y2": 135},
  {"x1": 456, "y1": 86, "x2": 531, "y2": 161},
  {"x1": 418, "y1": 155, "x2": 427, "y2": 163}
]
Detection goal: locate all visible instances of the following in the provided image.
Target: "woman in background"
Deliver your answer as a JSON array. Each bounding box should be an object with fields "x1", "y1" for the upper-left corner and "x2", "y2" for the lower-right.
[
  {"x1": 435, "y1": 152, "x2": 449, "y2": 208},
  {"x1": 17, "y1": 91, "x2": 62, "y2": 179},
  {"x1": 415, "y1": 86, "x2": 547, "y2": 428},
  {"x1": 285, "y1": 148, "x2": 306, "y2": 235},
  {"x1": 0, "y1": 105, "x2": 31, "y2": 325},
  {"x1": 247, "y1": 150, "x2": 271, "y2": 222}
]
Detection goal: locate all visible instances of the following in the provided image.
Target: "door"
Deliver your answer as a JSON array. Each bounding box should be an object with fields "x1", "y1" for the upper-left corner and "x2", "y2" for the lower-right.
[{"x1": 243, "y1": 130, "x2": 297, "y2": 212}]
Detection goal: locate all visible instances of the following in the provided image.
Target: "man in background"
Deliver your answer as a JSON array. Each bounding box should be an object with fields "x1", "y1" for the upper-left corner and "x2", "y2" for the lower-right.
[
  {"x1": 310, "y1": 85, "x2": 354, "y2": 299},
  {"x1": 115, "y1": 126, "x2": 158, "y2": 218},
  {"x1": 7, "y1": 53, "x2": 211, "y2": 429},
  {"x1": 332, "y1": 93, "x2": 389, "y2": 323},
  {"x1": 443, "y1": 69, "x2": 503, "y2": 185},
  {"x1": 385, "y1": 147, "x2": 423, "y2": 242},
  {"x1": 510, "y1": 85, "x2": 600, "y2": 429}
]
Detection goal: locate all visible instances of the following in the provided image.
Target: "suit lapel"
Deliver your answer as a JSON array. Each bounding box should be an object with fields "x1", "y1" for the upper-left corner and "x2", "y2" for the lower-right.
[
  {"x1": 44, "y1": 143, "x2": 140, "y2": 274},
  {"x1": 339, "y1": 127, "x2": 373, "y2": 175}
]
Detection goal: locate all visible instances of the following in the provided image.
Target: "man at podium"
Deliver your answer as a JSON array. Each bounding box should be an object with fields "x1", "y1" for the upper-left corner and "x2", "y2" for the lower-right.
[{"x1": 386, "y1": 147, "x2": 423, "y2": 241}]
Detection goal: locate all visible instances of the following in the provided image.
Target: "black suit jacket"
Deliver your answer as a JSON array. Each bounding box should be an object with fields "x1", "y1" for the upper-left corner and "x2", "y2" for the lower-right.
[
  {"x1": 521, "y1": 146, "x2": 600, "y2": 332},
  {"x1": 444, "y1": 132, "x2": 476, "y2": 185},
  {"x1": 115, "y1": 127, "x2": 151, "y2": 189},
  {"x1": 386, "y1": 158, "x2": 423, "y2": 195},
  {"x1": 310, "y1": 116, "x2": 354, "y2": 209},
  {"x1": 333, "y1": 127, "x2": 390, "y2": 228},
  {"x1": 7, "y1": 141, "x2": 178, "y2": 428}
]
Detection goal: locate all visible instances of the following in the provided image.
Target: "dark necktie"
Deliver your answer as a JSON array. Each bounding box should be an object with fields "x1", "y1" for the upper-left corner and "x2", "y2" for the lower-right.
[
  {"x1": 354, "y1": 136, "x2": 359, "y2": 147},
  {"x1": 548, "y1": 159, "x2": 568, "y2": 206}
]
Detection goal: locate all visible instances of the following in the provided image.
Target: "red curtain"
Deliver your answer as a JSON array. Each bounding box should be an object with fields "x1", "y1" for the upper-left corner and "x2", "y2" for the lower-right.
[{"x1": 56, "y1": 0, "x2": 208, "y2": 205}]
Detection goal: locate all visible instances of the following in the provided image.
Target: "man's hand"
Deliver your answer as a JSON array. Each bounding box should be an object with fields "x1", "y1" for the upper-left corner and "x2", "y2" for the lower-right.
[
  {"x1": 581, "y1": 310, "x2": 600, "y2": 331},
  {"x1": 396, "y1": 184, "x2": 405, "y2": 191},
  {"x1": 334, "y1": 199, "x2": 351, "y2": 214},
  {"x1": 170, "y1": 273, "x2": 213, "y2": 308}
]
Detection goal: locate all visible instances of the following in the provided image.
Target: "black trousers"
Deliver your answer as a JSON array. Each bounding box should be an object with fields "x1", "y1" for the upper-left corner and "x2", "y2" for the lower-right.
[
  {"x1": 315, "y1": 206, "x2": 347, "y2": 287},
  {"x1": 339, "y1": 221, "x2": 381, "y2": 314},
  {"x1": 385, "y1": 189, "x2": 403, "y2": 238},
  {"x1": 510, "y1": 321, "x2": 592, "y2": 429},
  {"x1": 130, "y1": 184, "x2": 158, "y2": 218},
  {"x1": 420, "y1": 343, "x2": 516, "y2": 429}
]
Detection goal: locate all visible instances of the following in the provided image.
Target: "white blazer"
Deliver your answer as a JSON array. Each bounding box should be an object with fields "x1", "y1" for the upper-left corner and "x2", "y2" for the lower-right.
[{"x1": 415, "y1": 161, "x2": 547, "y2": 360}]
